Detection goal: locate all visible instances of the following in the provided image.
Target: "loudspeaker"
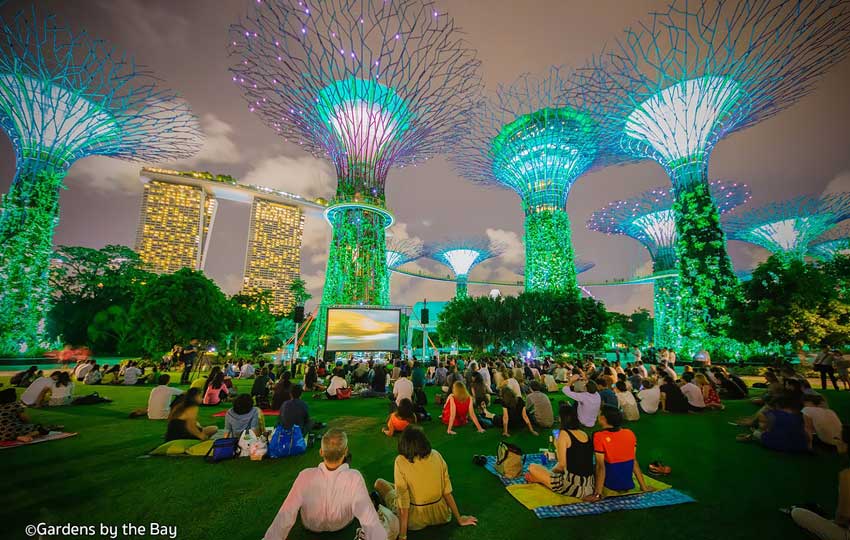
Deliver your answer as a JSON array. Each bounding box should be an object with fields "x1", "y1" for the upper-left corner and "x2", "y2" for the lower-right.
[
  {"x1": 420, "y1": 308, "x2": 429, "y2": 325},
  {"x1": 294, "y1": 306, "x2": 305, "y2": 324}
]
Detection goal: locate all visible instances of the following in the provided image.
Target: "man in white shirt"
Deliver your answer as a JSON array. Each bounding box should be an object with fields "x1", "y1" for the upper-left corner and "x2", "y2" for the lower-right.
[
  {"x1": 123, "y1": 362, "x2": 142, "y2": 385},
  {"x1": 240, "y1": 362, "x2": 256, "y2": 378},
  {"x1": 264, "y1": 429, "x2": 393, "y2": 540},
  {"x1": 392, "y1": 375, "x2": 413, "y2": 406},
  {"x1": 802, "y1": 394, "x2": 843, "y2": 449},
  {"x1": 637, "y1": 381, "x2": 661, "y2": 414},
  {"x1": 660, "y1": 361, "x2": 677, "y2": 382},
  {"x1": 636, "y1": 361, "x2": 648, "y2": 379},
  {"x1": 561, "y1": 375, "x2": 602, "y2": 428},
  {"x1": 21, "y1": 374, "x2": 57, "y2": 407},
  {"x1": 74, "y1": 360, "x2": 94, "y2": 382},
  {"x1": 680, "y1": 373, "x2": 706, "y2": 411},
  {"x1": 326, "y1": 369, "x2": 349, "y2": 398},
  {"x1": 147, "y1": 374, "x2": 184, "y2": 420},
  {"x1": 632, "y1": 346, "x2": 642, "y2": 363}
]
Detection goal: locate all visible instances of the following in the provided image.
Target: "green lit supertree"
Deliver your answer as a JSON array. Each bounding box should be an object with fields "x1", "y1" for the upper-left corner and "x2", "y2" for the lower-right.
[
  {"x1": 589, "y1": 180, "x2": 751, "y2": 349},
  {"x1": 575, "y1": 0, "x2": 850, "y2": 343},
  {"x1": 0, "y1": 9, "x2": 202, "y2": 353},
  {"x1": 428, "y1": 238, "x2": 503, "y2": 298},
  {"x1": 725, "y1": 193, "x2": 850, "y2": 262},
  {"x1": 809, "y1": 220, "x2": 850, "y2": 261},
  {"x1": 451, "y1": 66, "x2": 628, "y2": 296},
  {"x1": 231, "y1": 0, "x2": 480, "y2": 348}
]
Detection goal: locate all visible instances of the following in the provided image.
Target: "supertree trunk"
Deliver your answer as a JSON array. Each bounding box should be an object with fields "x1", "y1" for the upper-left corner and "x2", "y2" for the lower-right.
[
  {"x1": 652, "y1": 246, "x2": 680, "y2": 350},
  {"x1": 524, "y1": 209, "x2": 579, "y2": 296},
  {"x1": 455, "y1": 275, "x2": 469, "y2": 299},
  {"x1": 0, "y1": 158, "x2": 68, "y2": 353},
  {"x1": 671, "y1": 160, "x2": 739, "y2": 342}
]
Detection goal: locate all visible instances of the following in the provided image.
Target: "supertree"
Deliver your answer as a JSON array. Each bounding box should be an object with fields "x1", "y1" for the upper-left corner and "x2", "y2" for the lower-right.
[
  {"x1": 589, "y1": 180, "x2": 750, "y2": 349},
  {"x1": 574, "y1": 259, "x2": 595, "y2": 275},
  {"x1": 575, "y1": 0, "x2": 850, "y2": 342},
  {"x1": 725, "y1": 193, "x2": 850, "y2": 262},
  {"x1": 428, "y1": 237, "x2": 504, "y2": 298},
  {"x1": 450, "y1": 66, "x2": 629, "y2": 296},
  {"x1": 809, "y1": 220, "x2": 850, "y2": 261},
  {"x1": 0, "y1": 9, "x2": 202, "y2": 353},
  {"x1": 386, "y1": 237, "x2": 423, "y2": 270},
  {"x1": 230, "y1": 0, "x2": 480, "y2": 347}
]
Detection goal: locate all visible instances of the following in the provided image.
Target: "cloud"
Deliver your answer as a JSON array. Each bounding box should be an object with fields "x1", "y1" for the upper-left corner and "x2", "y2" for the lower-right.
[
  {"x1": 486, "y1": 228, "x2": 524, "y2": 267},
  {"x1": 68, "y1": 156, "x2": 142, "y2": 193},
  {"x1": 822, "y1": 170, "x2": 850, "y2": 196},
  {"x1": 182, "y1": 114, "x2": 242, "y2": 166},
  {"x1": 241, "y1": 155, "x2": 336, "y2": 199}
]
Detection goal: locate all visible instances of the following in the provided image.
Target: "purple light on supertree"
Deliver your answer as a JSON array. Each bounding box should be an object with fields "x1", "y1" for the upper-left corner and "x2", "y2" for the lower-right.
[
  {"x1": 230, "y1": 0, "x2": 481, "y2": 349},
  {"x1": 809, "y1": 220, "x2": 850, "y2": 261},
  {"x1": 574, "y1": 0, "x2": 850, "y2": 342},
  {"x1": 427, "y1": 237, "x2": 505, "y2": 299},
  {"x1": 725, "y1": 193, "x2": 850, "y2": 261}
]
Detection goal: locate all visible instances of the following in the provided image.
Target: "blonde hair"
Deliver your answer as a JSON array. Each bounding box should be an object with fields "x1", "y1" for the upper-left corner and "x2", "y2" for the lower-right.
[
  {"x1": 452, "y1": 381, "x2": 469, "y2": 401},
  {"x1": 694, "y1": 373, "x2": 710, "y2": 387}
]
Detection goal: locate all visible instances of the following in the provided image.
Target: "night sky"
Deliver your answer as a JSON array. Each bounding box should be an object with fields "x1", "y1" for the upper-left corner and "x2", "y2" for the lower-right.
[{"x1": 2, "y1": 0, "x2": 849, "y2": 314}]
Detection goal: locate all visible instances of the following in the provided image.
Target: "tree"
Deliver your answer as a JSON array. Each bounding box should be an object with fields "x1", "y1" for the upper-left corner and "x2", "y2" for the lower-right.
[
  {"x1": 606, "y1": 308, "x2": 653, "y2": 348},
  {"x1": 128, "y1": 268, "x2": 229, "y2": 354},
  {"x1": 289, "y1": 278, "x2": 311, "y2": 306},
  {"x1": 224, "y1": 290, "x2": 278, "y2": 356},
  {"x1": 87, "y1": 305, "x2": 132, "y2": 354}
]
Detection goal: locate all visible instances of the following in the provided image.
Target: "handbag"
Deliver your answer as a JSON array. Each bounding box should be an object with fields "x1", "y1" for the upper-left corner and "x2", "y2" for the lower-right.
[
  {"x1": 268, "y1": 424, "x2": 307, "y2": 458},
  {"x1": 494, "y1": 441, "x2": 524, "y2": 478},
  {"x1": 205, "y1": 437, "x2": 240, "y2": 463},
  {"x1": 336, "y1": 387, "x2": 353, "y2": 400}
]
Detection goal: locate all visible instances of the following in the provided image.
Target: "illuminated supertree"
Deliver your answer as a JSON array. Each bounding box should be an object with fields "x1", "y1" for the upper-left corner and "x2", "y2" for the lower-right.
[
  {"x1": 0, "y1": 10, "x2": 202, "y2": 353},
  {"x1": 576, "y1": 0, "x2": 850, "y2": 342},
  {"x1": 725, "y1": 194, "x2": 850, "y2": 261},
  {"x1": 574, "y1": 259, "x2": 595, "y2": 275},
  {"x1": 428, "y1": 237, "x2": 503, "y2": 298},
  {"x1": 451, "y1": 66, "x2": 628, "y2": 296},
  {"x1": 809, "y1": 220, "x2": 850, "y2": 261},
  {"x1": 386, "y1": 237, "x2": 423, "y2": 270},
  {"x1": 231, "y1": 0, "x2": 480, "y2": 347},
  {"x1": 589, "y1": 180, "x2": 750, "y2": 349}
]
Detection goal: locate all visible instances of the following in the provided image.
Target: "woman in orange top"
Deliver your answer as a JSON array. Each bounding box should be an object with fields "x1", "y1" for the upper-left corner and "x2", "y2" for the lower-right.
[
  {"x1": 383, "y1": 398, "x2": 417, "y2": 436},
  {"x1": 441, "y1": 381, "x2": 485, "y2": 435}
]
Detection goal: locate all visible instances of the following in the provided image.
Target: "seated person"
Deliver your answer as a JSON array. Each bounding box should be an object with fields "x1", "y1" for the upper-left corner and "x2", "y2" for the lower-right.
[
  {"x1": 596, "y1": 378, "x2": 618, "y2": 409},
  {"x1": 165, "y1": 388, "x2": 217, "y2": 441},
  {"x1": 271, "y1": 375, "x2": 293, "y2": 411},
  {"x1": 441, "y1": 382, "x2": 486, "y2": 435},
  {"x1": 0, "y1": 388, "x2": 48, "y2": 442},
  {"x1": 279, "y1": 384, "x2": 315, "y2": 432},
  {"x1": 202, "y1": 372, "x2": 229, "y2": 405},
  {"x1": 614, "y1": 381, "x2": 640, "y2": 421},
  {"x1": 802, "y1": 394, "x2": 843, "y2": 450},
  {"x1": 659, "y1": 375, "x2": 689, "y2": 413},
  {"x1": 695, "y1": 373, "x2": 723, "y2": 410},
  {"x1": 123, "y1": 361, "x2": 143, "y2": 385},
  {"x1": 263, "y1": 429, "x2": 395, "y2": 540},
  {"x1": 46, "y1": 372, "x2": 74, "y2": 407},
  {"x1": 83, "y1": 364, "x2": 102, "y2": 385},
  {"x1": 526, "y1": 402, "x2": 595, "y2": 498},
  {"x1": 393, "y1": 375, "x2": 414, "y2": 407},
  {"x1": 101, "y1": 365, "x2": 120, "y2": 385},
  {"x1": 585, "y1": 406, "x2": 653, "y2": 502},
  {"x1": 680, "y1": 372, "x2": 706, "y2": 412},
  {"x1": 10, "y1": 367, "x2": 39, "y2": 388},
  {"x1": 493, "y1": 386, "x2": 538, "y2": 437},
  {"x1": 74, "y1": 360, "x2": 95, "y2": 382},
  {"x1": 224, "y1": 394, "x2": 262, "y2": 439},
  {"x1": 303, "y1": 364, "x2": 324, "y2": 392},
  {"x1": 525, "y1": 382, "x2": 555, "y2": 428},
  {"x1": 791, "y1": 426, "x2": 850, "y2": 538},
  {"x1": 562, "y1": 376, "x2": 602, "y2": 428},
  {"x1": 383, "y1": 397, "x2": 417, "y2": 436},
  {"x1": 326, "y1": 369, "x2": 349, "y2": 399},
  {"x1": 240, "y1": 362, "x2": 256, "y2": 379},
  {"x1": 251, "y1": 368, "x2": 272, "y2": 408},
  {"x1": 20, "y1": 372, "x2": 60, "y2": 407},
  {"x1": 362, "y1": 363, "x2": 388, "y2": 397},
  {"x1": 737, "y1": 395, "x2": 810, "y2": 453},
  {"x1": 636, "y1": 379, "x2": 660, "y2": 414},
  {"x1": 147, "y1": 374, "x2": 184, "y2": 420},
  {"x1": 543, "y1": 373, "x2": 559, "y2": 393}
]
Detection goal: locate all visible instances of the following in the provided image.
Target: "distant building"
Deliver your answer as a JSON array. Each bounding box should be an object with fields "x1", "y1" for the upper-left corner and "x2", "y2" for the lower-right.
[{"x1": 135, "y1": 168, "x2": 325, "y2": 314}]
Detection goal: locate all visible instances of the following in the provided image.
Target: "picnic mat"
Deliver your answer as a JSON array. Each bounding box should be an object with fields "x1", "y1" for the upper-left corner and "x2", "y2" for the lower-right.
[
  {"x1": 211, "y1": 409, "x2": 278, "y2": 417},
  {"x1": 506, "y1": 476, "x2": 672, "y2": 509},
  {"x1": 0, "y1": 431, "x2": 77, "y2": 449},
  {"x1": 529, "y1": 489, "x2": 695, "y2": 519}
]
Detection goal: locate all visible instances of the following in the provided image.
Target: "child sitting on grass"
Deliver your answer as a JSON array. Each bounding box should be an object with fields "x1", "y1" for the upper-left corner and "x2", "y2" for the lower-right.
[{"x1": 383, "y1": 398, "x2": 417, "y2": 436}]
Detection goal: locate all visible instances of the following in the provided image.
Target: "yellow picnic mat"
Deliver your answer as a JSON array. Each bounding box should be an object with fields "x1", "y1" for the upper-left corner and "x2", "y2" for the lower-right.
[{"x1": 506, "y1": 476, "x2": 672, "y2": 510}]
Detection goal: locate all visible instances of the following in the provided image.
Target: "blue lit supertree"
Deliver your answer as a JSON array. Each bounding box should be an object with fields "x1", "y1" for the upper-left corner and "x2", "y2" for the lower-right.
[
  {"x1": 386, "y1": 237, "x2": 423, "y2": 270},
  {"x1": 450, "y1": 66, "x2": 629, "y2": 296},
  {"x1": 589, "y1": 180, "x2": 751, "y2": 349},
  {"x1": 428, "y1": 237, "x2": 504, "y2": 298},
  {"x1": 575, "y1": 0, "x2": 850, "y2": 343},
  {"x1": 810, "y1": 220, "x2": 850, "y2": 261},
  {"x1": 230, "y1": 0, "x2": 481, "y2": 347},
  {"x1": 725, "y1": 193, "x2": 850, "y2": 262},
  {"x1": 0, "y1": 9, "x2": 202, "y2": 353}
]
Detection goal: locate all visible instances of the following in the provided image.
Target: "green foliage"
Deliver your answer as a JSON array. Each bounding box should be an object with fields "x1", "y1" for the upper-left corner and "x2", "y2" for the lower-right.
[
  {"x1": 87, "y1": 305, "x2": 132, "y2": 354},
  {"x1": 524, "y1": 209, "x2": 579, "y2": 295},
  {"x1": 289, "y1": 278, "x2": 312, "y2": 306},
  {"x1": 224, "y1": 290, "x2": 279, "y2": 356},
  {"x1": 729, "y1": 256, "x2": 850, "y2": 350},
  {"x1": 128, "y1": 268, "x2": 229, "y2": 354},
  {"x1": 607, "y1": 308, "x2": 654, "y2": 347}
]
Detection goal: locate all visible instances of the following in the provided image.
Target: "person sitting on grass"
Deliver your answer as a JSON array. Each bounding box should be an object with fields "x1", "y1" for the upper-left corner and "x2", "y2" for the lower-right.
[
  {"x1": 680, "y1": 372, "x2": 707, "y2": 413},
  {"x1": 20, "y1": 372, "x2": 57, "y2": 408},
  {"x1": 802, "y1": 394, "x2": 844, "y2": 451},
  {"x1": 526, "y1": 381, "x2": 555, "y2": 429},
  {"x1": 584, "y1": 406, "x2": 653, "y2": 502},
  {"x1": 694, "y1": 373, "x2": 723, "y2": 410},
  {"x1": 526, "y1": 402, "x2": 595, "y2": 498},
  {"x1": 240, "y1": 361, "x2": 256, "y2": 379},
  {"x1": 441, "y1": 382, "x2": 486, "y2": 435},
  {"x1": 615, "y1": 381, "x2": 640, "y2": 421},
  {"x1": 562, "y1": 375, "x2": 602, "y2": 429},
  {"x1": 374, "y1": 426, "x2": 477, "y2": 538},
  {"x1": 147, "y1": 374, "x2": 184, "y2": 420},
  {"x1": 384, "y1": 398, "x2": 417, "y2": 437},
  {"x1": 224, "y1": 393, "x2": 262, "y2": 439},
  {"x1": 304, "y1": 363, "x2": 322, "y2": 391},
  {"x1": 493, "y1": 386, "x2": 538, "y2": 437},
  {"x1": 264, "y1": 429, "x2": 396, "y2": 540},
  {"x1": 736, "y1": 395, "x2": 811, "y2": 453},
  {"x1": 45, "y1": 371, "x2": 74, "y2": 407},
  {"x1": 636, "y1": 379, "x2": 661, "y2": 414},
  {"x1": 271, "y1": 373, "x2": 293, "y2": 410},
  {"x1": 596, "y1": 378, "x2": 618, "y2": 409},
  {"x1": 122, "y1": 361, "x2": 143, "y2": 385},
  {"x1": 10, "y1": 366, "x2": 39, "y2": 388},
  {"x1": 251, "y1": 367, "x2": 272, "y2": 408},
  {"x1": 165, "y1": 388, "x2": 217, "y2": 442},
  {"x1": 326, "y1": 368, "x2": 349, "y2": 400},
  {"x1": 279, "y1": 384, "x2": 316, "y2": 432},
  {"x1": 202, "y1": 370, "x2": 229, "y2": 405},
  {"x1": 659, "y1": 374, "x2": 689, "y2": 413},
  {"x1": 393, "y1": 373, "x2": 414, "y2": 408},
  {"x1": 470, "y1": 373, "x2": 495, "y2": 421},
  {"x1": 83, "y1": 364, "x2": 102, "y2": 385},
  {"x1": 0, "y1": 388, "x2": 51, "y2": 443}
]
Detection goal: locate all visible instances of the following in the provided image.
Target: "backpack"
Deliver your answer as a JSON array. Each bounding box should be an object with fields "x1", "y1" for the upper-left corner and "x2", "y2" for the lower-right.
[
  {"x1": 205, "y1": 437, "x2": 240, "y2": 463},
  {"x1": 268, "y1": 424, "x2": 307, "y2": 458},
  {"x1": 494, "y1": 441, "x2": 524, "y2": 478},
  {"x1": 71, "y1": 393, "x2": 112, "y2": 405}
]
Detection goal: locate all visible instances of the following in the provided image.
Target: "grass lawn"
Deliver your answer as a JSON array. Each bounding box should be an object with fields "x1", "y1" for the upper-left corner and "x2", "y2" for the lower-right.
[{"x1": 0, "y1": 373, "x2": 843, "y2": 540}]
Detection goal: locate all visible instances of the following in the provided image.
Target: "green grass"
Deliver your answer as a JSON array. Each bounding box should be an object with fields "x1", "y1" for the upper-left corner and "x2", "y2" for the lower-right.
[{"x1": 0, "y1": 374, "x2": 844, "y2": 540}]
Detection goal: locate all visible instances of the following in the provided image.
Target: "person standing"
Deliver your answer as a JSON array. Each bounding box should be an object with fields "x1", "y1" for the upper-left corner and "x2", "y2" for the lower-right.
[
  {"x1": 814, "y1": 346, "x2": 840, "y2": 391},
  {"x1": 180, "y1": 339, "x2": 200, "y2": 385}
]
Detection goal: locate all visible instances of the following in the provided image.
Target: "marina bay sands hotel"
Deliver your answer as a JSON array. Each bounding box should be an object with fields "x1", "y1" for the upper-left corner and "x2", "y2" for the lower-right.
[{"x1": 135, "y1": 167, "x2": 326, "y2": 314}]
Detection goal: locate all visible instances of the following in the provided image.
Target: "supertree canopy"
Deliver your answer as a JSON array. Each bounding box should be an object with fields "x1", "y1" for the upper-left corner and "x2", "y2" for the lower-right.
[
  {"x1": 576, "y1": 0, "x2": 850, "y2": 342},
  {"x1": 588, "y1": 180, "x2": 751, "y2": 349},
  {"x1": 0, "y1": 9, "x2": 202, "y2": 353},
  {"x1": 809, "y1": 220, "x2": 850, "y2": 261},
  {"x1": 386, "y1": 237, "x2": 423, "y2": 270},
  {"x1": 428, "y1": 238, "x2": 503, "y2": 299},
  {"x1": 725, "y1": 193, "x2": 850, "y2": 261},
  {"x1": 451, "y1": 66, "x2": 628, "y2": 297},
  {"x1": 231, "y1": 0, "x2": 480, "y2": 349}
]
